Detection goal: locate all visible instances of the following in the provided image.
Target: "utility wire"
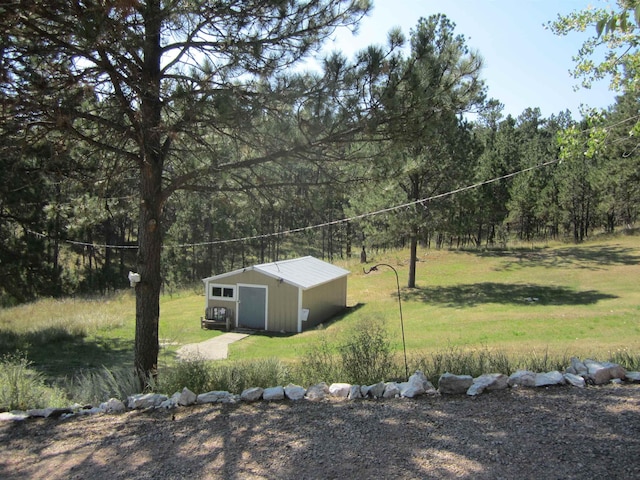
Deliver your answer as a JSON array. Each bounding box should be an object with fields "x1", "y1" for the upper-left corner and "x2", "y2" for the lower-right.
[
  {"x1": 26, "y1": 159, "x2": 560, "y2": 251},
  {"x1": 18, "y1": 113, "x2": 640, "y2": 251}
]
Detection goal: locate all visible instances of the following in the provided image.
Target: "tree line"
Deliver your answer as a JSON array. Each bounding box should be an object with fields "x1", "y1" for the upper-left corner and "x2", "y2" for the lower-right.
[
  {"x1": 3, "y1": 80, "x2": 636, "y2": 301},
  {"x1": 2, "y1": 1, "x2": 638, "y2": 383}
]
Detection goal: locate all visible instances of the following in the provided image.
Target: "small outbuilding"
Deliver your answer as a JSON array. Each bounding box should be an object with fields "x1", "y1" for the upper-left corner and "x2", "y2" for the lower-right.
[{"x1": 202, "y1": 256, "x2": 350, "y2": 333}]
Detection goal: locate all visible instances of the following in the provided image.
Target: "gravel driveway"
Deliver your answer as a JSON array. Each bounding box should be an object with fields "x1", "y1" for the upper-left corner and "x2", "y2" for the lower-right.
[{"x1": 1, "y1": 384, "x2": 639, "y2": 479}]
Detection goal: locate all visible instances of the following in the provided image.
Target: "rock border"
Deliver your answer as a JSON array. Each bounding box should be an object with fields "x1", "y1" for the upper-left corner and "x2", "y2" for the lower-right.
[{"x1": 1, "y1": 357, "x2": 638, "y2": 422}]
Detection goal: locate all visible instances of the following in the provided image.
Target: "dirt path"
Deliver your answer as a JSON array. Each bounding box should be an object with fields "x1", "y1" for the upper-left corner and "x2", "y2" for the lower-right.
[{"x1": 2, "y1": 384, "x2": 639, "y2": 479}]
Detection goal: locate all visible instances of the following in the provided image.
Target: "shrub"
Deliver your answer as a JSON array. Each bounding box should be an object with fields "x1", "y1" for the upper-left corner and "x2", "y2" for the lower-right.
[
  {"x1": 295, "y1": 318, "x2": 399, "y2": 386},
  {"x1": 339, "y1": 317, "x2": 395, "y2": 385},
  {"x1": 296, "y1": 332, "x2": 343, "y2": 385},
  {"x1": 0, "y1": 353, "x2": 68, "y2": 411}
]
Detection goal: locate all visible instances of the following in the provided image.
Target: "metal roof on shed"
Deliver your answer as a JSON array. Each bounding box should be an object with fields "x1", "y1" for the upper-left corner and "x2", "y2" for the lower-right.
[{"x1": 203, "y1": 256, "x2": 349, "y2": 290}]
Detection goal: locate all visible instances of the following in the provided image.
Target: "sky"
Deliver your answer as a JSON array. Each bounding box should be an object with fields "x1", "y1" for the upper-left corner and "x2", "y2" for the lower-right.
[{"x1": 320, "y1": 0, "x2": 617, "y2": 120}]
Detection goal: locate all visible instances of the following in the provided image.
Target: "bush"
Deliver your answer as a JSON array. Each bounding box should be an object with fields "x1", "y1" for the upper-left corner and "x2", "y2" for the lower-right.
[
  {"x1": 339, "y1": 317, "x2": 395, "y2": 385},
  {"x1": 296, "y1": 318, "x2": 398, "y2": 386},
  {"x1": 296, "y1": 332, "x2": 342, "y2": 385},
  {"x1": 0, "y1": 353, "x2": 68, "y2": 411}
]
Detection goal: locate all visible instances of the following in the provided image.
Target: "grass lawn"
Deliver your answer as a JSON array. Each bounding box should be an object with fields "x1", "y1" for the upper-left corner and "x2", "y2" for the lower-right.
[
  {"x1": 230, "y1": 232, "x2": 640, "y2": 363},
  {"x1": 1, "y1": 231, "x2": 639, "y2": 380}
]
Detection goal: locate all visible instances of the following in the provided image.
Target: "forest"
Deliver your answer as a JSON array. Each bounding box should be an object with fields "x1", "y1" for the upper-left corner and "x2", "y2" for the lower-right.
[{"x1": 2, "y1": 1, "x2": 638, "y2": 380}]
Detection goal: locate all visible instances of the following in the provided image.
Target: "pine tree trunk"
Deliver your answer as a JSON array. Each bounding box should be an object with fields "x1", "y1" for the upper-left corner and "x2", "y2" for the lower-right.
[
  {"x1": 408, "y1": 229, "x2": 418, "y2": 288},
  {"x1": 135, "y1": 0, "x2": 163, "y2": 386},
  {"x1": 135, "y1": 174, "x2": 162, "y2": 385}
]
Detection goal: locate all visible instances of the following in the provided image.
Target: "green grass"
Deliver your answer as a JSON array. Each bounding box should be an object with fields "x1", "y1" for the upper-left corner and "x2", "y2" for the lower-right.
[
  {"x1": 0, "y1": 289, "x2": 218, "y2": 379},
  {"x1": 1, "y1": 231, "x2": 639, "y2": 387},
  {"x1": 231, "y1": 232, "x2": 640, "y2": 364}
]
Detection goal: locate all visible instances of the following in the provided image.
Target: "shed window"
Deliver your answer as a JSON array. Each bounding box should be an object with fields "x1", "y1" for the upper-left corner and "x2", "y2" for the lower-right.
[{"x1": 211, "y1": 285, "x2": 235, "y2": 300}]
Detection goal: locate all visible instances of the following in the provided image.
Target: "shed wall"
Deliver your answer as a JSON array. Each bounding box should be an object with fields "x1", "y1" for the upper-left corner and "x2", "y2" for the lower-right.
[
  {"x1": 206, "y1": 270, "x2": 299, "y2": 332},
  {"x1": 301, "y1": 276, "x2": 348, "y2": 330}
]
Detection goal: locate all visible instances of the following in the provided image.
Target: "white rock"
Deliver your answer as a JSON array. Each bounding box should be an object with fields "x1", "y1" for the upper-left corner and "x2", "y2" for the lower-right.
[
  {"x1": 438, "y1": 373, "x2": 473, "y2": 394},
  {"x1": 348, "y1": 385, "x2": 362, "y2": 400},
  {"x1": 241, "y1": 387, "x2": 264, "y2": 402},
  {"x1": 383, "y1": 382, "x2": 401, "y2": 398},
  {"x1": 605, "y1": 362, "x2": 627, "y2": 380},
  {"x1": 159, "y1": 398, "x2": 177, "y2": 409},
  {"x1": 263, "y1": 386, "x2": 285, "y2": 401},
  {"x1": 329, "y1": 383, "x2": 351, "y2": 398},
  {"x1": 77, "y1": 407, "x2": 103, "y2": 416},
  {"x1": 284, "y1": 384, "x2": 306, "y2": 401},
  {"x1": 26, "y1": 408, "x2": 49, "y2": 418},
  {"x1": 100, "y1": 398, "x2": 126, "y2": 413},
  {"x1": 128, "y1": 393, "x2": 168, "y2": 409},
  {"x1": 467, "y1": 373, "x2": 509, "y2": 396},
  {"x1": 508, "y1": 370, "x2": 537, "y2": 387},
  {"x1": 178, "y1": 387, "x2": 197, "y2": 406},
  {"x1": 584, "y1": 359, "x2": 626, "y2": 385},
  {"x1": 305, "y1": 383, "x2": 329, "y2": 401},
  {"x1": 197, "y1": 391, "x2": 232, "y2": 404},
  {"x1": 218, "y1": 393, "x2": 238, "y2": 404},
  {"x1": 567, "y1": 357, "x2": 588, "y2": 376},
  {"x1": 367, "y1": 382, "x2": 386, "y2": 399},
  {"x1": 360, "y1": 385, "x2": 371, "y2": 398},
  {"x1": 625, "y1": 371, "x2": 640, "y2": 383},
  {"x1": 0, "y1": 411, "x2": 28, "y2": 421},
  {"x1": 535, "y1": 371, "x2": 565, "y2": 387},
  {"x1": 401, "y1": 371, "x2": 435, "y2": 398},
  {"x1": 563, "y1": 372, "x2": 586, "y2": 388}
]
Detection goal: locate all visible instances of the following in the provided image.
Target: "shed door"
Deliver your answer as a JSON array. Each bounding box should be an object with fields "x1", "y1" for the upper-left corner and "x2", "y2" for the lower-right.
[{"x1": 237, "y1": 285, "x2": 267, "y2": 329}]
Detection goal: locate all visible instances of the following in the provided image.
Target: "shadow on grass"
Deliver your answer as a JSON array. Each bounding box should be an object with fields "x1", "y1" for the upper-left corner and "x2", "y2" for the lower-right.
[
  {"x1": 0, "y1": 328, "x2": 134, "y2": 378},
  {"x1": 402, "y1": 282, "x2": 618, "y2": 308},
  {"x1": 470, "y1": 243, "x2": 640, "y2": 271}
]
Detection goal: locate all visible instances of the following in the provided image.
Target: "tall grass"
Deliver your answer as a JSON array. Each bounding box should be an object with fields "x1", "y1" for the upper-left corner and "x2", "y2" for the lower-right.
[
  {"x1": 208, "y1": 358, "x2": 291, "y2": 393},
  {"x1": 65, "y1": 366, "x2": 143, "y2": 406},
  {"x1": 0, "y1": 294, "x2": 133, "y2": 355},
  {"x1": 607, "y1": 349, "x2": 640, "y2": 371},
  {"x1": 411, "y1": 346, "x2": 513, "y2": 386},
  {"x1": 156, "y1": 357, "x2": 292, "y2": 395},
  {"x1": 0, "y1": 353, "x2": 68, "y2": 411}
]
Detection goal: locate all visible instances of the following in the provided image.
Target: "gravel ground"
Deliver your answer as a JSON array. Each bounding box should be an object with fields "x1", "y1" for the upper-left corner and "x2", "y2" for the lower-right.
[{"x1": 1, "y1": 384, "x2": 639, "y2": 480}]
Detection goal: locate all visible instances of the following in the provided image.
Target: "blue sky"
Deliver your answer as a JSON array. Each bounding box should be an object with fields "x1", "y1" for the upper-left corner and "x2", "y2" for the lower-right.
[{"x1": 322, "y1": 0, "x2": 617, "y2": 120}]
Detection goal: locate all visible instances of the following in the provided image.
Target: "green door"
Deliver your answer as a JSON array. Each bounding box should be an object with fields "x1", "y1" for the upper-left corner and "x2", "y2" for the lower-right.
[{"x1": 237, "y1": 285, "x2": 267, "y2": 329}]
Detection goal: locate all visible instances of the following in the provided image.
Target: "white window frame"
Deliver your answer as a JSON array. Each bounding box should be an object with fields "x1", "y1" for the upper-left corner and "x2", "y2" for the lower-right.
[{"x1": 209, "y1": 284, "x2": 236, "y2": 301}]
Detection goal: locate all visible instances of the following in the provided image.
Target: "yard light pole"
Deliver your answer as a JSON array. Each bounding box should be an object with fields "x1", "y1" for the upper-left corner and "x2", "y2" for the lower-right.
[{"x1": 363, "y1": 263, "x2": 409, "y2": 381}]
